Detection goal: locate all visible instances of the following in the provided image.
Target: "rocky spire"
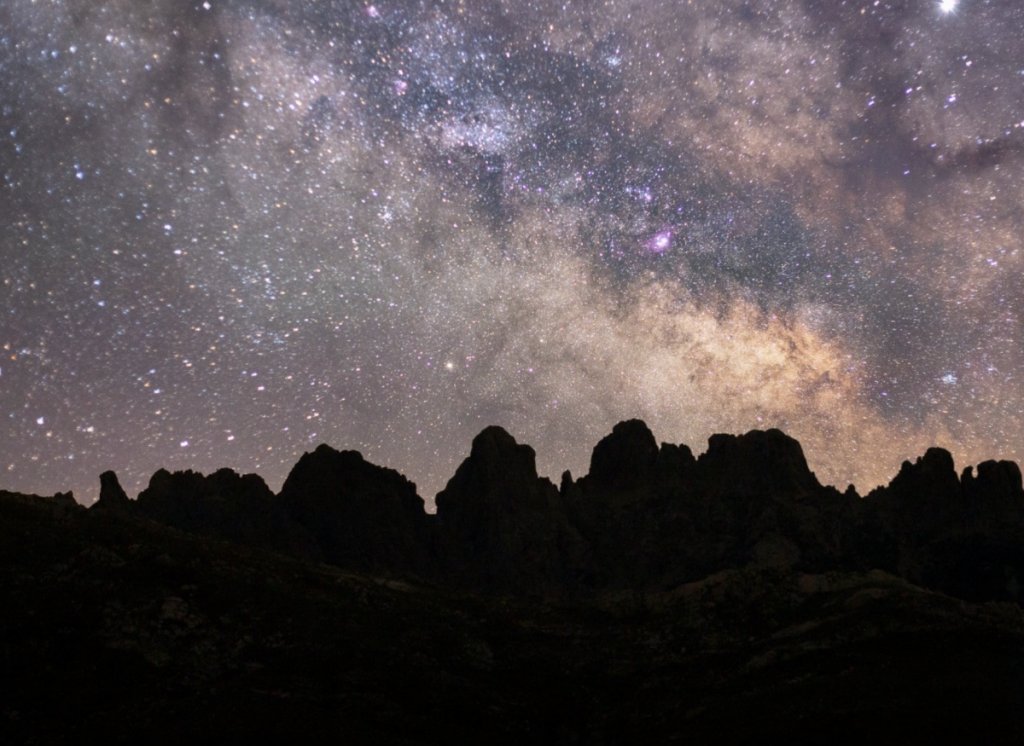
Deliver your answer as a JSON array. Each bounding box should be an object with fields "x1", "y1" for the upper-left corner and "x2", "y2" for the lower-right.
[
  {"x1": 96, "y1": 470, "x2": 131, "y2": 509},
  {"x1": 586, "y1": 419, "x2": 661, "y2": 489}
]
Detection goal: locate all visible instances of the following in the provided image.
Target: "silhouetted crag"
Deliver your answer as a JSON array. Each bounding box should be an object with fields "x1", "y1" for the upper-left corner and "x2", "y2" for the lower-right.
[
  {"x1": 563, "y1": 425, "x2": 856, "y2": 589},
  {"x1": 4, "y1": 421, "x2": 1024, "y2": 743},
  {"x1": 863, "y1": 448, "x2": 1024, "y2": 603},
  {"x1": 59, "y1": 420, "x2": 1024, "y2": 604},
  {"x1": 134, "y1": 467, "x2": 308, "y2": 552},
  {"x1": 278, "y1": 444, "x2": 432, "y2": 574},
  {"x1": 564, "y1": 419, "x2": 697, "y2": 587},
  {"x1": 122, "y1": 446, "x2": 433, "y2": 576},
  {"x1": 434, "y1": 426, "x2": 591, "y2": 591},
  {"x1": 95, "y1": 469, "x2": 131, "y2": 510},
  {"x1": 585, "y1": 418, "x2": 670, "y2": 490}
]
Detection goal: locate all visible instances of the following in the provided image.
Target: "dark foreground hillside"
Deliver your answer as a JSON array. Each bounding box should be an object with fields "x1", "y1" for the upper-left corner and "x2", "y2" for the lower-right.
[{"x1": 3, "y1": 421, "x2": 1024, "y2": 743}]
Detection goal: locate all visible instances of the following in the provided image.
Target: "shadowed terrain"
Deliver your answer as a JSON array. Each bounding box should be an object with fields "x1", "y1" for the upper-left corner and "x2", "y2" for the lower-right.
[{"x1": 3, "y1": 421, "x2": 1024, "y2": 743}]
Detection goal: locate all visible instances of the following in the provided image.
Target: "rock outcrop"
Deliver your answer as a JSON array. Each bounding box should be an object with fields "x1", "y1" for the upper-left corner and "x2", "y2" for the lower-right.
[
  {"x1": 95, "y1": 470, "x2": 131, "y2": 510},
  {"x1": 862, "y1": 447, "x2": 1024, "y2": 602},
  {"x1": 586, "y1": 419, "x2": 662, "y2": 490},
  {"x1": 5, "y1": 419, "x2": 1024, "y2": 744},
  {"x1": 52, "y1": 420, "x2": 1024, "y2": 603},
  {"x1": 134, "y1": 467, "x2": 311, "y2": 556},
  {"x1": 963, "y1": 460, "x2": 1024, "y2": 505},
  {"x1": 694, "y1": 428, "x2": 822, "y2": 497},
  {"x1": 435, "y1": 427, "x2": 590, "y2": 591},
  {"x1": 278, "y1": 444, "x2": 432, "y2": 574}
]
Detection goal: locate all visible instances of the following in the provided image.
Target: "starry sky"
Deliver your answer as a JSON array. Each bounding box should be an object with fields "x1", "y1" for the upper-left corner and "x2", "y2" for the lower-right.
[{"x1": 3, "y1": 0, "x2": 1023, "y2": 506}]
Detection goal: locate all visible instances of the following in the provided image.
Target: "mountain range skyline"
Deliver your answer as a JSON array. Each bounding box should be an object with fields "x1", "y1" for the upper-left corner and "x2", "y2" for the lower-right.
[
  {"x1": 15, "y1": 418, "x2": 1021, "y2": 511},
  {"x1": 8, "y1": 417, "x2": 1018, "y2": 603},
  {"x1": 6, "y1": 435, "x2": 1024, "y2": 744},
  {"x1": 5, "y1": 416, "x2": 1024, "y2": 740}
]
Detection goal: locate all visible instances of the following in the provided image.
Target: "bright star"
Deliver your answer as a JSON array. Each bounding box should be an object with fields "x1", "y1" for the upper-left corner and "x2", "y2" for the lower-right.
[{"x1": 939, "y1": 0, "x2": 958, "y2": 14}]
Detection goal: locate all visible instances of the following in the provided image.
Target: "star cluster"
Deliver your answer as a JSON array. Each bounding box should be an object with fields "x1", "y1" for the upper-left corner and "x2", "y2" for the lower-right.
[{"x1": 2, "y1": 0, "x2": 1023, "y2": 505}]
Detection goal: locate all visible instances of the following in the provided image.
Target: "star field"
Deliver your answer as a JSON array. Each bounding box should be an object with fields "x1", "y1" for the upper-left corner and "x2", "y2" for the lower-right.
[{"x1": 2, "y1": 0, "x2": 1023, "y2": 506}]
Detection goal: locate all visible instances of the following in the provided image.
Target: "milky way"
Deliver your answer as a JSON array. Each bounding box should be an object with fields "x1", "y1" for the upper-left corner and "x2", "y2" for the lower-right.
[{"x1": 3, "y1": 0, "x2": 1023, "y2": 506}]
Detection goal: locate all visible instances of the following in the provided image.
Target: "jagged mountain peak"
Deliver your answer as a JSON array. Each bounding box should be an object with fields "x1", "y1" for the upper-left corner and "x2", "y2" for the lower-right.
[
  {"x1": 587, "y1": 419, "x2": 660, "y2": 489},
  {"x1": 964, "y1": 460, "x2": 1024, "y2": 501},
  {"x1": 465, "y1": 425, "x2": 540, "y2": 476},
  {"x1": 96, "y1": 470, "x2": 130, "y2": 508},
  {"x1": 696, "y1": 427, "x2": 820, "y2": 496},
  {"x1": 880, "y1": 446, "x2": 960, "y2": 502},
  {"x1": 437, "y1": 426, "x2": 549, "y2": 510},
  {"x1": 22, "y1": 420, "x2": 1022, "y2": 601}
]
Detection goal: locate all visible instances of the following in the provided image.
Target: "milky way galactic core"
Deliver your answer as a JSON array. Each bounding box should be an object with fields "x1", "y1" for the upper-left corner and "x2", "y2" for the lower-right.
[{"x1": 2, "y1": 1, "x2": 1023, "y2": 505}]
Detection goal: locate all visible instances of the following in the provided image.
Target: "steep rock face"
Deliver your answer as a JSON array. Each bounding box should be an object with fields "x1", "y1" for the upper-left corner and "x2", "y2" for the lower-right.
[
  {"x1": 583, "y1": 420, "x2": 695, "y2": 493},
  {"x1": 134, "y1": 468, "x2": 310, "y2": 555},
  {"x1": 864, "y1": 449, "x2": 1024, "y2": 603},
  {"x1": 567, "y1": 421, "x2": 697, "y2": 588},
  {"x1": 587, "y1": 419, "x2": 661, "y2": 490},
  {"x1": 863, "y1": 447, "x2": 963, "y2": 543},
  {"x1": 694, "y1": 429, "x2": 822, "y2": 497},
  {"x1": 278, "y1": 444, "x2": 431, "y2": 575},
  {"x1": 656, "y1": 441, "x2": 697, "y2": 483},
  {"x1": 883, "y1": 448, "x2": 961, "y2": 504},
  {"x1": 963, "y1": 460, "x2": 1024, "y2": 505},
  {"x1": 57, "y1": 419, "x2": 1024, "y2": 603},
  {"x1": 51, "y1": 491, "x2": 77, "y2": 508},
  {"x1": 564, "y1": 424, "x2": 866, "y2": 588},
  {"x1": 435, "y1": 427, "x2": 589, "y2": 591},
  {"x1": 95, "y1": 471, "x2": 131, "y2": 510},
  {"x1": 682, "y1": 430, "x2": 853, "y2": 572},
  {"x1": 138, "y1": 468, "x2": 275, "y2": 516},
  {"x1": 860, "y1": 449, "x2": 958, "y2": 552}
]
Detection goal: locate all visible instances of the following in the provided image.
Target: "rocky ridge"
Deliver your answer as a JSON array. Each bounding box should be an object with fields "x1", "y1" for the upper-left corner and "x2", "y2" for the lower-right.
[
  {"x1": 53, "y1": 420, "x2": 1024, "y2": 602},
  {"x1": 4, "y1": 420, "x2": 1024, "y2": 743}
]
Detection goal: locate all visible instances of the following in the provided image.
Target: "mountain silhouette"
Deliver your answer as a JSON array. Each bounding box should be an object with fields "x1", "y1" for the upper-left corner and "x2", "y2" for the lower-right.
[
  {"x1": 78, "y1": 421, "x2": 1024, "y2": 603},
  {"x1": 3, "y1": 421, "x2": 1024, "y2": 743}
]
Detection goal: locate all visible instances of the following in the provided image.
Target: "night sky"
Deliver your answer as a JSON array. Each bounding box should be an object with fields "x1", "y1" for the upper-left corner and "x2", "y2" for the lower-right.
[{"x1": 3, "y1": 0, "x2": 1023, "y2": 506}]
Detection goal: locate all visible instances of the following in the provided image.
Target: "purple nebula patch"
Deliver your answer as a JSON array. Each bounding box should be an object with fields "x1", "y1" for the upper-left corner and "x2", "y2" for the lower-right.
[{"x1": 645, "y1": 230, "x2": 673, "y2": 254}]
